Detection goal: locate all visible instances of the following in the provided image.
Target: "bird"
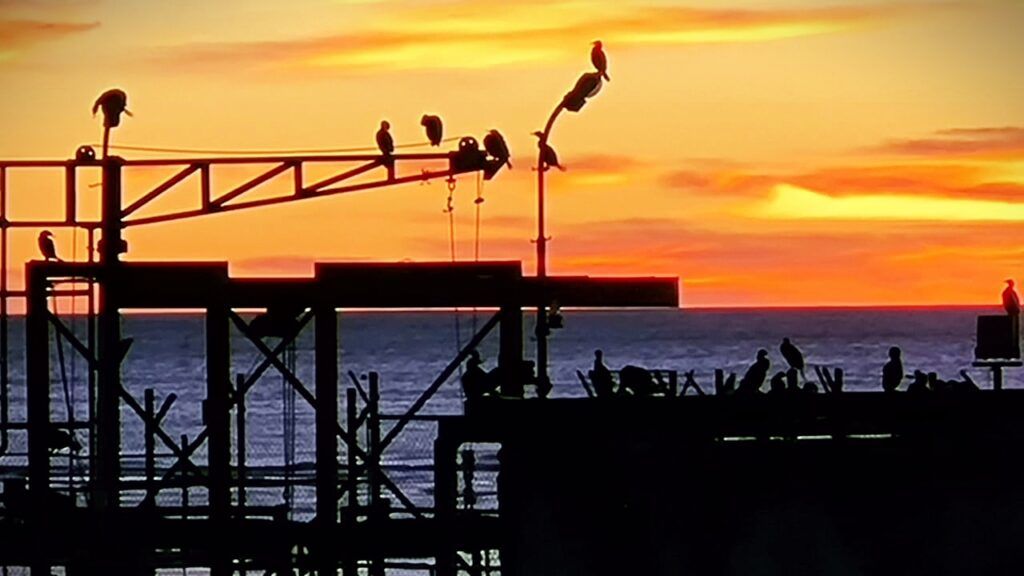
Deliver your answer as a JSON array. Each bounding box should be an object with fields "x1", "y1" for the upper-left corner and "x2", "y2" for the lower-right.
[
  {"x1": 780, "y1": 337, "x2": 805, "y2": 378},
  {"x1": 532, "y1": 131, "x2": 565, "y2": 171},
  {"x1": 92, "y1": 88, "x2": 132, "y2": 128},
  {"x1": 376, "y1": 120, "x2": 394, "y2": 156},
  {"x1": 38, "y1": 231, "x2": 60, "y2": 261},
  {"x1": 1003, "y1": 279, "x2": 1020, "y2": 316},
  {"x1": 591, "y1": 40, "x2": 610, "y2": 82},
  {"x1": 738, "y1": 349, "x2": 770, "y2": 394},
  {"x1": 421, "y1": 114, "x2": 443, "y2": 147},
  {"x1": 483, "y1": 129, "x2": 512, "y2": 168}
]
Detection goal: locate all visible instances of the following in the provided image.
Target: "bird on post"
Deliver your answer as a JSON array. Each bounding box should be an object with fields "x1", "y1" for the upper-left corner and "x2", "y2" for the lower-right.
[
  {"x1": 591, "y1": 40, "x2": 610, "y2": 82},
  {"x1": 92, "y1": 89, "x2": 132, "y2": 128},
  {"x1": 376, "y1": 120, "x2": 394, "y2": 156},
  {"x1": 38, "y1": 231, "x2": 61, "y2": 262},
  {"x1": 483, "y1": 129, "x2": 512, "y2": 168},
  {"x1": 780, "y1": 337, "x2": 806, "y2": 379},
  {"x1": 532, "y1": 131, "x2": 565, "y2": 172},
  {"x1": 421, "y1": 115, "x2": 443, "y2": 146}
]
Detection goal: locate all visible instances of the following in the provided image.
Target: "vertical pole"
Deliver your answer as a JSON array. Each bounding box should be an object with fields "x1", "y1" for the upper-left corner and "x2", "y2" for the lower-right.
[
  {"x1": 236, "y1": 373, "x2": 247, "y2": 509},
  {"x1": 434, "y1": 424, "x2": 459, "y2": 576},
  {"x1": 345, "y1": 387, "x2": 358, "y2": 576},
  {"x1": 144, "y1": 388, "x2": 155, "y2": 501},
  {"x1": 315, "y1": 305, "x2": 338, "y2": 574},
  {"x1": 498, "y1": 305, "x2": 523, "y2": 397},
  {"x1": 26, "y1": 263, "x2": 51, "y2": 574},
  {"x1": 0, "y1": 167, "x2": 9, "y2": 457},
  {"x1": 96, "y1": 158, "x2": 123, "y2": 511},
  {"x1": 368, "y1": 372, "x2": 383, "y2": 576},
  {"x1": 206, "y1": 304, "x2": 231, "y2": 576}
]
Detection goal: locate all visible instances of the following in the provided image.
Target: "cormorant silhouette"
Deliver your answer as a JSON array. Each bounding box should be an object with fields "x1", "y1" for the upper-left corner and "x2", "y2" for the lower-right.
[
  {"x1": 92, "y1": 88, "x2": 132, "y2": 128},
  {"x1": 591, "y1": 40, "x2": 610, "y2": 82},
  {"x1": 376, "y1": 120, "x2": 394, "y2": 156},
  {"x1": 483, "y1": 129, "x2": 512, "y2": 168},
  {"x1": 1003, "y1": 279, "x2": 1020, "y2": 316},
  {"x1": 738, "y1": 349, "x2": 770, "y2": 394},
  {"x1": 780, "y1": 337, "x2": 805, "y2": 378},
  {"x1": 421, "y1": 115, "x2": 443, "y2": 147},
  {"x1": 532, "y1": 131, "x2": 565, "y2": 171},
  {"x1": 882, "y1": 346, "x2": 903, "y2": 392},
  {"x1": 38, "y1": 231, "x2": 60, "y2": 261}
]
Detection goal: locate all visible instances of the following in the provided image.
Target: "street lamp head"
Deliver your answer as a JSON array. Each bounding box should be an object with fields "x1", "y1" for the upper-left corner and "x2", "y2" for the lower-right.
[{"x1": 561, "y1": 71, "x2": 603, "y2": 113}]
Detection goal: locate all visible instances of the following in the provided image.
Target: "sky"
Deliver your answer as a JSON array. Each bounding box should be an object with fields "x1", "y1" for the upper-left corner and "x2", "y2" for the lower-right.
[{"x1": 1, "y1": 0, "x2": 1023, "y2": 307}]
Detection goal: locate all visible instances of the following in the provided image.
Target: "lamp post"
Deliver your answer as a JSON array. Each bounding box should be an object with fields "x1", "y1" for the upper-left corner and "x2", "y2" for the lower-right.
[{"x1": 535, "y1": 69, "x2": 604, "y2": 396}]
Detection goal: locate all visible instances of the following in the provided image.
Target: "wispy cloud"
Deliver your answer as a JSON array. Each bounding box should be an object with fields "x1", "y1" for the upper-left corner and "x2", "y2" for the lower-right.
[{"x1": 154, "y1": 1, "x2": 939, "y2": 74}]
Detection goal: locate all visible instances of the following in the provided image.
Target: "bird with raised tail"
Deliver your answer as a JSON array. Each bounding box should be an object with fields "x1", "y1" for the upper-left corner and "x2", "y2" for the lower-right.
[
  {"x1": 532, "y1": 131, "x2": 565, "y2": 172},
  {"x1": 483, "y1": 129, "x2": 512, "y2": 168},
  {"x1": 421, "y1": 115, "x2": 443, "y2": 147},
  {"x1": 591, "y1": 40, "x2": 610, "y2": 82},
  {"x1": 376, "y1": 120, "x2": 394, "y2": 156},
  {"x1": 38, "y1": 231, "x2": 61, "y2": 262}
]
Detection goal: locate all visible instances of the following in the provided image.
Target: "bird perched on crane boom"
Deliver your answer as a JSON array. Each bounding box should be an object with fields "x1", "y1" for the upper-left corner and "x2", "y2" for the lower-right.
[
  {"x1": 376, "y1": 120, "x2": 394, "y2": 156},
  {"x1": 421, "y1": 115, "x2": 443, "y2": 147},
  {"x1": 532, "y1": 131, "x2": 565, "y2": 172},
  {"x1": 591, "y1": 40, "x2": 610, "y2": 82},
  {"x1": 38, "y1": 231, "x2": 61, "y2": 262},
  {"x1": 484, "y1": 130, "x2": 512, "y2": 168}
]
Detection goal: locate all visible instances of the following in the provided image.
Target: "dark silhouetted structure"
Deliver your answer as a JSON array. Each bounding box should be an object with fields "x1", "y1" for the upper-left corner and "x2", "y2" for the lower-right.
[
  {"x1": 421, "y1": 114, "x2": 443, "y2": 146},
  {"x1": 484, "y1": 129, "x2": 512, "y2": 168},
  {"x1": 780, "y1": 337, "x2": 805, "y2": 378},
  {"x1": 591, "y1": 40, "x2": 610, "y2": 81},
  {"x1": 37, "y1": 230, "x2": 59, "y2": 261},
  {"x1": 882, "y1": 346, "x2": 903, "y2": 392}
]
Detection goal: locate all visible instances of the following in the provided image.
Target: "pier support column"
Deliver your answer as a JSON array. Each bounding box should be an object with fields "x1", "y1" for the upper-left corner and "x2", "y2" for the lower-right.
[
  {"x1": 315, "y1": 305, "x2": 339, "y2": 574},
  {"x1": 435, "y1": 421, "x2": 461, "y2": 576},
  {"x1": 26, "y1": 262, "x2": 50, "y2": 573},
  {"x1": 499, "y1": 305, "x2": 523, "y2": 396},
  {"x1": 206, "y1": 303, "x2": 231, "y2": 576}
]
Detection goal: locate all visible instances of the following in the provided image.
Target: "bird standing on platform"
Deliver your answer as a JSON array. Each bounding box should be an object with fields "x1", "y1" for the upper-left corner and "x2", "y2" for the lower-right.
[
  {"x1": 484, "y1": 129, "x2": 512, "y2": 168},
  {"x1": 738, "y1": 349, "x2": 770, "y2": 394},
  {"x1": 376, "y1": 121, "x2": 394, "y2": 156},
  {"x1": 1003, "y1": 279, "x2": 1020, "y2": 316},
  {"x1": 532, "y1": 131, "x2": 565, "y2": 171},
  {"x1": 38, "y1": 231, "x2": 61, "y2": 262},
  {"x1": 780, "y1": 337, "x2": 805, "y2": 379},
  {"x1": 591, "y1": 40, "x2": 610, "y2": 82},
  {"x1": 421, "y1": 115, "x2": 443, "y2": 146}
]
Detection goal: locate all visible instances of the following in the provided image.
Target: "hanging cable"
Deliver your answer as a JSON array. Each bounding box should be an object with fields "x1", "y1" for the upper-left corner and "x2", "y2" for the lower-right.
[
  {"x1": 90, "y1": 136, "x2": 463, "y2": 156},
  {"x1": 445, "y1": 177, "x2": 464, "y2": 377}
]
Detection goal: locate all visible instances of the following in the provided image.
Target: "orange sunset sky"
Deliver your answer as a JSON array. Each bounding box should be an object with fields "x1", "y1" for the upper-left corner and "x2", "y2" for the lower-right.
[{"x1": 1, "y1": 0, "x2": 1023, "y2": 307}]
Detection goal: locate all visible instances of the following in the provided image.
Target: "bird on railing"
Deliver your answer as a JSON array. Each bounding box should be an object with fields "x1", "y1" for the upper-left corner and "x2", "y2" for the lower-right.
[
  {"x1": 421, "y1": 114, "x2": 443, "y2": 147},
  {"x1": 532, "y1": 131, "x2": 565, "y2": 172},
  {"x1": 38, "y1": 230, "x2": 61, "y2": 262},
  {"x1": 591, "y1": 40, "x2": 610, "y2": 82},
  {"x1": 484, "y1": 129, "x2": 512, "y2": 168},
  {"x1": 376, "y1": 120, "x2": 394, "y2": 156}
]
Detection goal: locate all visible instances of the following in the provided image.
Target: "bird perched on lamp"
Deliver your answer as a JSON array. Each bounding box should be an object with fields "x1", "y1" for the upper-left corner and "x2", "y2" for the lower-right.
[
  {"x1": 532, "y1": 131, "x2": 565, "y2": 172},
  {"x1": 38, "y1": 231, "x2": 61, "y2": 262},
  {"x1": 376, "y1": 120, "x2": 394, "y2": 156},
  {"x1": 591, "y1": 40, "x2": 610, "y2": 82},
  {"x1": 483, "y1": 129, "x2": 512, "y2": 168},
  {"x1": 92, "y1": 88, "x2": 132, "y2": 128},
  {"x1": 421, "y1": 115, "x2": 443, "y2": 147}
]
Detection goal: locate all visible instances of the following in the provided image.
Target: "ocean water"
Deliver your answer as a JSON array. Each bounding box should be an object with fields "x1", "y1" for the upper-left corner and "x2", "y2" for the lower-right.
[{"x1": 0, "y1": 307, "x2": 1010, "y2": 516}]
